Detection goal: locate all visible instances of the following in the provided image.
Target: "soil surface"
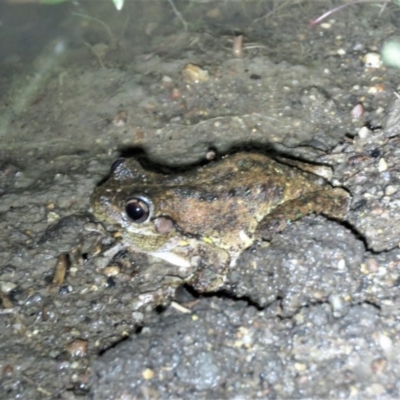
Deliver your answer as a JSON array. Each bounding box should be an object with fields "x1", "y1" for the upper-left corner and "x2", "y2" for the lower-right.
[{"x1": 2, "y1": 0, "x2": 400, "y2": 399}]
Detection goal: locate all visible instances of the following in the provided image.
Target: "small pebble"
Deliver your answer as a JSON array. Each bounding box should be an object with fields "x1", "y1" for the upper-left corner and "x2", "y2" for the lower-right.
[
  {"x1": 67, "y1": 339, "x2": 88, "y2": 357},
  {"x1": 367, "y1": 84, "x2": 385, "y2": 94},
  {"x1": 102, "y1": 266, "x2": 120, "y2": 277},
  {"x1": 182, "y1": 63, "x2": 209, "y2": 83},
  {"x1": 337, "y1": 259, "x2": 346, "y2": 270},
  {"x1": 364, "y1": 52, "x2": 383, "y2": 68},
  {"x1": 371, "y1": 358, "x2": 387, "y2": 374},
  {"x1": 378, "y1": 333, "x2": 393, "y2": 355},
  {"x1": 132, "y1": 311, "x2": 144, "y2": 322},
  {"x1": 294, "y1": 362, "x2": 307, "y2": 372},
  {"x1": 2, "y1": 365, "x2": 13, "y2": 376},
  {"x1": 161, "y1": 75, "x2": 173, "y2": 88},
  {"x1": 378, "y1": 158, "x2": 388, "y2": 172},
  {"x1": 170, "y1": 87, "x2": 181, "y2": 100},
  {"x1": 320, "y1": 22, "x2": 331, "y2": 29},
  {"x1": 351, "y1": 103, "x2": 364, "y2": 118},
  {"x1": 0, "y1": 281, "x2": 17, "y2": 293},
  {"x1": 385, "y1": 185, "x2": 397, "y2": 196},
  {"x1": 47, "y1": 211, "x2": 60, "y2": 223},
  {"x1": 329, "y1": 293, "x2": 348, "y2": 317},
  {"x1": 142, "y1": 368, "x2": 154, "y2": 380},
  {"x1": 358, "y1": 126, "x2": 371, "y2": 139},
  {"x1": 365, "y1": 258, "x2": 379, "y2": 273},
  {"x1": 205, "y1": 149, "x2": 216, "y2": 160},
  {"x1": 112, "y1": 111, "x2": 128, "y2": 127}
]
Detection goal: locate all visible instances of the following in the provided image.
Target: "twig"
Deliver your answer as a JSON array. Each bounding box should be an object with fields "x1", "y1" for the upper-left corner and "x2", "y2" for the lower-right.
[
  {"x1": 309, "y1": 0, "x2": 387, "y2": 27},
  {"x1": 170, "y1": 301, "x2": 192, "y2": 314},
  {"x1": 167, "y1": 0, "x2": 188, "y2": 32},
  {"x1": 72, "y1": 12, "x2": 115, "y2": 44}
]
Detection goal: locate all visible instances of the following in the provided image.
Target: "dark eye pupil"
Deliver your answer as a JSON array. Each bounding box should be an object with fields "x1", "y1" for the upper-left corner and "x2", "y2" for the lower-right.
[
  {"x1": 110, "y1": 158, "x2": 124, "y2": 173},
  {"x1": 125, "y1": 198, "x2": 150, "y2": 223}
]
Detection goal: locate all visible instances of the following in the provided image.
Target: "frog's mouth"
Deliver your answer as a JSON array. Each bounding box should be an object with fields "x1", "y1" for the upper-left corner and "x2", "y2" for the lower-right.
[{"x1": 120, "y1": 226, "x2": 195, "y2": 269}]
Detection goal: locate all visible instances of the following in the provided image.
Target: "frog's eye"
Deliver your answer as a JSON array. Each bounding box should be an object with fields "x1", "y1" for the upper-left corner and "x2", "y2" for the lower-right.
[
  {"x1": 125, "y1": 198, "x2": 151, "y2": 223},
  {"x1": 110, "y1": 158, "x2": 124, "y2": 173}
]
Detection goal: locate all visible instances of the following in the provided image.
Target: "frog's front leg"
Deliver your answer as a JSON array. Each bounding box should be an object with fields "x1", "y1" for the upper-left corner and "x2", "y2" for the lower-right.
[
  {"x1": 188, "y1": 242, "x2": 230, "y2": 293},
  {"x1": 256, "y1": 187, "x2": 351, "y2": 241}
]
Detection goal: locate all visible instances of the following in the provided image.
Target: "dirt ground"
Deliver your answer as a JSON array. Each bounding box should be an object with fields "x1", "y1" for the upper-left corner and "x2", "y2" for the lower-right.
[{"x1": 2, "y1": 0, "x2": 400, "y2": 398}]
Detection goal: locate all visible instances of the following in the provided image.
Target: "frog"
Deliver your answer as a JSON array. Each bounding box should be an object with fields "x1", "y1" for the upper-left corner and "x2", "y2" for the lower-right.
[{"x1": 90, "y1": 152, "x2": 351, "y2": 292}]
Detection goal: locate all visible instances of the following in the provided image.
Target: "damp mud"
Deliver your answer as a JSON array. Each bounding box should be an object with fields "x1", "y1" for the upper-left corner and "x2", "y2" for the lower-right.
[{"x1": 2, "y1": 1, "x2": 400, "y2": 398}]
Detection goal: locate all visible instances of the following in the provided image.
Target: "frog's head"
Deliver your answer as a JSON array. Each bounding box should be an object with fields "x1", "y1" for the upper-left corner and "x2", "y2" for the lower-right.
[{"x1": 91, "y1": 158, "x2": 194, "y2": 266}]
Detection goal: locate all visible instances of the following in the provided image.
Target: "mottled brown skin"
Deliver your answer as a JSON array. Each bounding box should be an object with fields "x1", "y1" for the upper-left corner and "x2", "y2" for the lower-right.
[{"x1": 91, "y1": 152, "x2": 350, "y2": 291}]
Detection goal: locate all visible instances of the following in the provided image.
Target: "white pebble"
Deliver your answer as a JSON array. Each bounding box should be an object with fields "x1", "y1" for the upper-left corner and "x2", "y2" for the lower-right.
[
  {"x1": 378, "y1": 158, "x2": 388, "y2": 172},
  {"x1": 364, "y1": 52, "x2": 383, "y2": 68},
  {"x1": 378, "y1": 333, "x2": 393, "y2": 354},
  {"x1": 358, "y1": 126, "x2": 371, "y2": 139},
  {"x1": 0, "y1": 281, "x2": 17, "y2": 293},
  {"x1": 320, "y1": 23, "x2": 331, "y2": 29},
  {"x1": 385, "y1": 185, "x2": 398, "y2": 196},
  {"x1": 337, "y1": 259, "x2": 346, "y2": 270}
]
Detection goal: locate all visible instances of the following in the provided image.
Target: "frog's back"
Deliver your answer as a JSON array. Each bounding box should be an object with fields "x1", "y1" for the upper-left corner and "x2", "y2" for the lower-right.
[{"x1": 156, "y1": 152, "x2": 329, "y2": 238}]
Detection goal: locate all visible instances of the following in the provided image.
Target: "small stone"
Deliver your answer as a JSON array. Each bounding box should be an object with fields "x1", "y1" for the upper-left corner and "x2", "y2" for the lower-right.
[
  {"x1": 371, "y1": 358, "x2": 387, "y2": 374},
  {"x1": 170, "y1": 87, "x2": 181, "y2": 100},
  {"x1": 367, "y1": 84, "x2": 385, "y2": 94},
  {"x1": 364, "y1": 52, "x2": 383, "y2": 68},
  {"x1": 365, "y1": 258, "x2": 379, "y2": 273},
  {"x1": 102, "y1": 266, "x2": 121, "y2": 277},
  {"x1": 358, "y1": 126, "x2": 371, "y2": 139},
  {"x1": 182, "y1": 63, "x2": 209, "y2": 83},
  {"x1": 370, "y1": 207, "x2": 383, "y2": 216},
  {"x1": 161, "y1": 75, "x2": 173, "y2": 87},
  {"x1": 67, "y1": 339, "x2": 88, "y2": 357},
  {"x1": 0, "y1": 281, "x2": 17, "y2": 293},
  {"x1": 351, "y1": 103, "x2": 364, "y2": 118},
  {"x1": 294, "y1": 362, "x2": 307, "y2": 372},
  {"x1": 337, "y1": 48, "x2": 346, "y2": 56},
  {"x1": 112, "y1": 111, "x2": 128, "y2": 127},
  {"x1": 360, "y1": 263, "x2": 368, "y2": 274},
  {"x1": 337, "y1": 259, "x2": 346, "y2": 270},
  {"x1": 320, "y1": 22, "x2": 331, "y2": 29},
  {"x1": 132, "y1": 311, "x2": 144, "y2": 322},
  {"x1": 46, "y1": 202, "x2": 55, "y2": 210},
  {"x1": 385, "y1": 185, "x2": 397, "y2": 195},
  {"x1": 329, "y1": 293, "x2": 348, "y2": 317},
  {"x1": 47, "y1": 211, "x2": 60, "y2": 223},
  {"x1": 205, "y1": 150, "x2": 216, "y2": 160},
  {"x1": 378, "y1": 158, "x2": 388, "y2": 172},
  {"x1": 2, "y1": 365, "x2": 13, "y2": 376},
  {"x1": 142, "y1": 368, "x2": 154, "y2": 380},
  {"x1": 378, "y1": 333, "x2": 393, "y2": 355}
]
